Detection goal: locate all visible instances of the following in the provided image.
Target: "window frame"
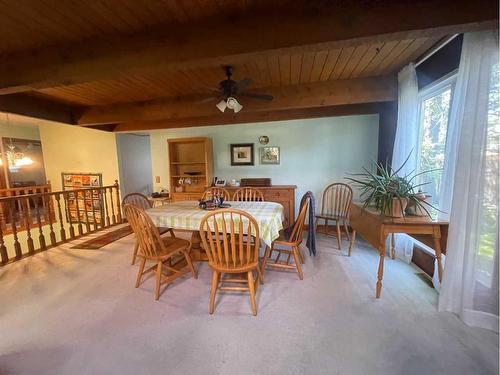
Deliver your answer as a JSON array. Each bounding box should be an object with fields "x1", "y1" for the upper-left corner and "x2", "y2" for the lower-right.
[{"x1": 415, "y1": 71, "x2": 457, "y2": 200}]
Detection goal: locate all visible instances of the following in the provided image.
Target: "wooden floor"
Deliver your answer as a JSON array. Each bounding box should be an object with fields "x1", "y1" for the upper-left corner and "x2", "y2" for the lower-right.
[{"x1": 0, "y1": 228, "x2": 498, "y2": 375}]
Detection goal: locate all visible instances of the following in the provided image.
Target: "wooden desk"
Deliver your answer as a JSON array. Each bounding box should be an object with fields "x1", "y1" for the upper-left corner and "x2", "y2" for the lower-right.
[{"x1": 349, "y1": 203, "x2": 448, "y2": 298}]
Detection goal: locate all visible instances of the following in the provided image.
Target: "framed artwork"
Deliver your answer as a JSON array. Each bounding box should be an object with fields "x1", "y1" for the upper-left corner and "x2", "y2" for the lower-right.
[
  {"x1": 230, "y1": 143, "x2": 254, "y2": 166},
  {"x1": 260, "y1": 146, "x2": 280, "y2": 165},
  {"x1": 61, "y1": 172, "x2": 103, "y2": 225}
]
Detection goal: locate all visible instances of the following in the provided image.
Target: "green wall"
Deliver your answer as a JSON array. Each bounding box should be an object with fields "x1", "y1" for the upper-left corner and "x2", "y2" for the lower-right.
[{"x1": 150, "y1": 115, "x2": 379, "y2": 212}]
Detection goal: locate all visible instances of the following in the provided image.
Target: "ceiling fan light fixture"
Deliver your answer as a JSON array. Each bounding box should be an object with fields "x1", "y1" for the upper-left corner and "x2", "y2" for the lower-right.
[
  {"x1": 216, "y1": 99, "x2": 227, "y2": 112},
  {"x1": 226, "y1": 97, "x2": 243, "y2": 113}
]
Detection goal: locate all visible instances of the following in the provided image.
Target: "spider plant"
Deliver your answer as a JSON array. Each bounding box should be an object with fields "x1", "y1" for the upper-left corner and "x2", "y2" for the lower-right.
[{"x1": 346, "y1": 155, "x2": 437, "y2": 218}]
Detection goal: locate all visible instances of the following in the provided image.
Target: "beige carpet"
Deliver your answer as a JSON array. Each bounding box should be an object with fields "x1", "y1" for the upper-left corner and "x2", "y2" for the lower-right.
[{"x1": 0, "y1": 231, "x2": 497, "y2": 375}]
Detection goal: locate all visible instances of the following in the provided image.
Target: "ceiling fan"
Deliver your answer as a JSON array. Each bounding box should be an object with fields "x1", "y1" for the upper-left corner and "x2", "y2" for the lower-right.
[{"x1": 206, "y1": 66, "x2": 273, "y2": 113}]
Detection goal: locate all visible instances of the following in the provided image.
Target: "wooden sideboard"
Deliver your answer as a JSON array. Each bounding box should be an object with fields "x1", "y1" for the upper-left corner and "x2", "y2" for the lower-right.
[{"x1": 171, "y1": 185, "x2": 296, "y2": 228}]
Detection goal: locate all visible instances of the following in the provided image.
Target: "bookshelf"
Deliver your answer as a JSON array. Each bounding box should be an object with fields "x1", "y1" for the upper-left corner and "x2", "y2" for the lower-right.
[{"x1": 168, "y1": 137, "x2": 213, "y2": 201}]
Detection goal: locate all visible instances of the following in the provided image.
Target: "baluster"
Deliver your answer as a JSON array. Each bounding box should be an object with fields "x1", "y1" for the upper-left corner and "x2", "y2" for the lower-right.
[
  {"x1": 34, "y1": 196, "x2": 47, "y2": 250},
  {"x1": 109, "y1": 187, "x2": 117, "y2": 224},
  {"x1": 91, "y1": 188, "x2": 98, "y2": 231},
  {"x1": 25, "y1": 197, "x2": 35, "y2": 254},
  {"x1": 83, "y1": 190, "x2": 91, "y2": 233},
  {"x1": 9, "y1": 199, "x2": 22, "y2": 259},
  {"x1": 74, "y1": 191, "x2": 83, "y2": 236},
  {"x1": 114, "y1": 181, "x2": 122, "y2": 223},
  {"x1": 0, "y1": 212, "x2": 8, "y2": 265},
  {"x1": 45, "y1": 195, "x2": 57, "y2": 245},
  {"x1": 55, "y1": 193, "x2": 66, "y2": 242},
  {"x1": 63, "y1": 192, "x2": 75, "y2": 239},
  {"x1": 103, "y1": 188, "x2": 111, "y2": 227}
]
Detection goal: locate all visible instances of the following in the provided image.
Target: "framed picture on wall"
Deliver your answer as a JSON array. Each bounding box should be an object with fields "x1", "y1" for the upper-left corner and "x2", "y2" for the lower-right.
[
  {"x1": 260, "y1": 146, "x2": 280, "y2": 165},
  {"x1": 230, "y1": 143, "x2": 254, "y2": 166},
  {"x1": 61, "y1": 172, "x2": 103, "y2": 225}
]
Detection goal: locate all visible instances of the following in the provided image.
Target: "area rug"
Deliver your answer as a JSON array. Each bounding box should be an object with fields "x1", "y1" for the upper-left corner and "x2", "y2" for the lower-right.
[{"x1": 71, "y1": 225, "x2": 133, "y2": 249}]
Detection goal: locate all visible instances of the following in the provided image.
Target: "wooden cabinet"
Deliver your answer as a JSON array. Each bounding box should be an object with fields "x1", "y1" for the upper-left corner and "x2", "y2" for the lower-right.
[
  {"x1": 171, "y1": 186, "x2": 296, "y2": 228},
  {"x1": 168, "y1": 137, "x2": 213, "y2": 201}
]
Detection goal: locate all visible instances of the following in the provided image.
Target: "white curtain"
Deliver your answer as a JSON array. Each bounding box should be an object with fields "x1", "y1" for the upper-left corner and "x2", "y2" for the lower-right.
[
  {"x1": 391, "y1": 63, "x2": 419, "y2": 263},
  {"x1": 438, "y1": 31, "x2": 499, "y2": 332}
]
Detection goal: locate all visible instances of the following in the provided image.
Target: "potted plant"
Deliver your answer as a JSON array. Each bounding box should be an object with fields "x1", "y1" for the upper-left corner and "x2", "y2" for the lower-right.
[{"x1": 347, "y1": 156, "x2": 435, "y2": 218}]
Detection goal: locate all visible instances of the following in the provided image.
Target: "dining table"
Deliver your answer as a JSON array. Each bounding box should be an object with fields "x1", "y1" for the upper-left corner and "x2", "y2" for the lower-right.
[{"x1": 146, "y1": 200, "x2": 284, "y2": 261}]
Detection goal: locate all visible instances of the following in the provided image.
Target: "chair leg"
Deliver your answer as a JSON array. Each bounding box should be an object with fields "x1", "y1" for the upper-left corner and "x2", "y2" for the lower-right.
[
  {"x1": 324, "y1": 219, "x2": 329, "y2": 235},
  {"x1": 131, "y1": 241, "x2": 139, "y2": 265},
  {"x1": 169, "y1": 228, "x2": 176, "y2": 238},
  {"x1": 209, "y1": 271, "x2": 220, "y2": 314},
  {"x1": 135, "y1": 257, "x2": 146, "y2": 287},
  {"x1": 292, "y1": 246, "x2": 304, "y2": 280},
  {"x1": 247, "y1": 271, "x2": 257, "y2": 316},
  {"x1": 343, "y1": 220, "x2": 350, "y2": 241},
  {"x1": 256, "y1": 264, "x2": 264, "y2": 285},
  {"x1": 314, "y1": 217, "x2": 319, "y2": 233},
  {"x1": 184, "y1": 250, "x2": 198, "y2": 279},
  {"x1": 261, "y1": 246, "x2": 271, "y2": 283},
  {"x1": 155, "y1": 261, "x2": 162, "y2": 301},
  {"x1": 298, "y1": 248, "x2": 305, "y2": 264},
  {"x1": 336, "y1": 221, "x2": 342, "y2": 250},
  {"x1": 348, "y1": 230, "x2": 356, "y2": 257}
]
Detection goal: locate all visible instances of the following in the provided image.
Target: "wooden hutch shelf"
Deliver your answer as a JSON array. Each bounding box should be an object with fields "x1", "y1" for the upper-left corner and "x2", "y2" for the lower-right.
[{"x1": 168, "y1": 137, "x2": 213, "y2": 201}]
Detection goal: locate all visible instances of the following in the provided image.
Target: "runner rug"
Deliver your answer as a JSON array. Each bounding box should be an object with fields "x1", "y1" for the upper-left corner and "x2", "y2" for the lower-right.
[{"x1": 71, "y1": 225, "x2": 133, "y2": 249}]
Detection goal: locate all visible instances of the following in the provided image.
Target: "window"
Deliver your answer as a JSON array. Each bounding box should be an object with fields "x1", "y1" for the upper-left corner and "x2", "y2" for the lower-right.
[{"x1": 416, "y1": 73, "x2": 456, "y2": 213}]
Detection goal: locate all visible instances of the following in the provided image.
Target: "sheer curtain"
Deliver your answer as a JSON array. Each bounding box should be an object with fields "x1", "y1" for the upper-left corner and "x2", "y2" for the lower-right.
[
  {"x1": 438, "y1": 31, "x2": 499, "y2": 332},
  {"x1": 391, "y1": 63, "x2": 418, "y2": 262}
]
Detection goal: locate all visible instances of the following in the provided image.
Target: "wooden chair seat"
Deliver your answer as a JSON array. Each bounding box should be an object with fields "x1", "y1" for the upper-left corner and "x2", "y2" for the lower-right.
[
  {"x1": 124, "y1": 204, "x2": 197, "y2": 301},
  {"x1": 141, "y1": 236, "x2": 191, "y2": 260},
  {"x1": 315, "y1": 213, "x2": 343, "y2": 221}
]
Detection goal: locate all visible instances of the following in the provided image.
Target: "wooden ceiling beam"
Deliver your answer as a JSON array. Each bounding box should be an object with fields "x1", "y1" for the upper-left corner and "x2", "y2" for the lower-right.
[
  {"x1": 0, "y1": 0, "x2": 497, "y2": 95},
  {"x1": 77, "y1": 76, "x2": 397, "y2": 125},
  {"x1": 0, "y1": 93, "x2": 79, "y2": 124},
  {"x1": 112, "y1": 103, "x2": 386, "y2": 132}
]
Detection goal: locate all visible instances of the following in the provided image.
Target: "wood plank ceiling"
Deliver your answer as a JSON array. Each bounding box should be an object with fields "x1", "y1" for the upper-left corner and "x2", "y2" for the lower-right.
[
  {"x1": 36, "y1": 37, "x2": 440, "y2": 107},
  {"x1": 0, "y1": 0, "x2": 497, "y2": 130}
]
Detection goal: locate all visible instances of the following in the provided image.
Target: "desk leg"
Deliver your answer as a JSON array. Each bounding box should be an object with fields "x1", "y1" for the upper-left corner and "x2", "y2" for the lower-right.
[
  {"x1": 376, "y1": 236, "x2": 386, "y2": 298},
  {"x1": 432, "y1": 227, "x2": 443, "y2": 282},
  {"x1": 348, "y1": 230, "x2": 356, "y2": 257}
]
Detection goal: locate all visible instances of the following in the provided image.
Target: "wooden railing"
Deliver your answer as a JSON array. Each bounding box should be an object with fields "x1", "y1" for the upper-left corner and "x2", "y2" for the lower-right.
[
  {"x1": 0, "y1": 184, "x2": 54, "y2": 234},
  {"x1": 0, "y1": 181, "x2": 122, "y2": 266}
]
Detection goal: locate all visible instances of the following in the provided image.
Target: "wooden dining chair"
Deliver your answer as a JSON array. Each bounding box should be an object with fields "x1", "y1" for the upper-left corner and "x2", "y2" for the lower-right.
[
  {"x1": 123, "y1": 204, "x2": 197, "y2": 300},
  {"x1": 261, "y1": 194, "x2": 310, "y2": 280},
  {"x1": 232, "y1": 187, "x2": 265, "y2": 202},
  {"x1": 202, "y1": 187, "x2": 230, "y2": 201},
  {"x1": 314, "y1": 183, "x2": 353, "y2": 250},
  {"x1": 122, "y1": 192, "x2": 175, "y2": 265},
  {"x1": 199, "y1": 209, "x2": 262, "y2": 316}
]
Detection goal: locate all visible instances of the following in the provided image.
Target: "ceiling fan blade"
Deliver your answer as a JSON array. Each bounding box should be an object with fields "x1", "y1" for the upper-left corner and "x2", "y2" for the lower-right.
[
  {"x1": 195, "y1": 96, "x2": 219, "y2": 104},
  {"x1": 236, "y1": 78, "x2": 253, "y2": 92},
  {"x1": 239, "y1": 92, "x2": 274, "y2": 101}
]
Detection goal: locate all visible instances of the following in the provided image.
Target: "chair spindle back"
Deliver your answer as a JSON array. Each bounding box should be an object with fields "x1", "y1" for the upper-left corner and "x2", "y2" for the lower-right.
[
  {"x1": 288, "y1": 194, "x2": 310, "y2": 245},
  {"x1": 232, "y1": 187, "x2": 264, "y2": 202},
  {"x1": 122, "y1": 193, "x2": 152, "y2": 210},
  {"x1": 202, "y1": 187, "x2": 230, "y2": 201},
  {"x1": 199, "y1": 209, "x2": 260, "y2": 270},
  {"x1": 123, "y1": 204, "x2": 163, "y2": 258},
  {"x1": 321, "y1": 183, "x2": 352, "y2": 218}
]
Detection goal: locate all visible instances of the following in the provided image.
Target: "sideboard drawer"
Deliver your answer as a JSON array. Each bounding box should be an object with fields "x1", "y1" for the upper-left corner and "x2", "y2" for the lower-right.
[{"x1": 264, "y1": 189, "x2": 291, "y2": 200}]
